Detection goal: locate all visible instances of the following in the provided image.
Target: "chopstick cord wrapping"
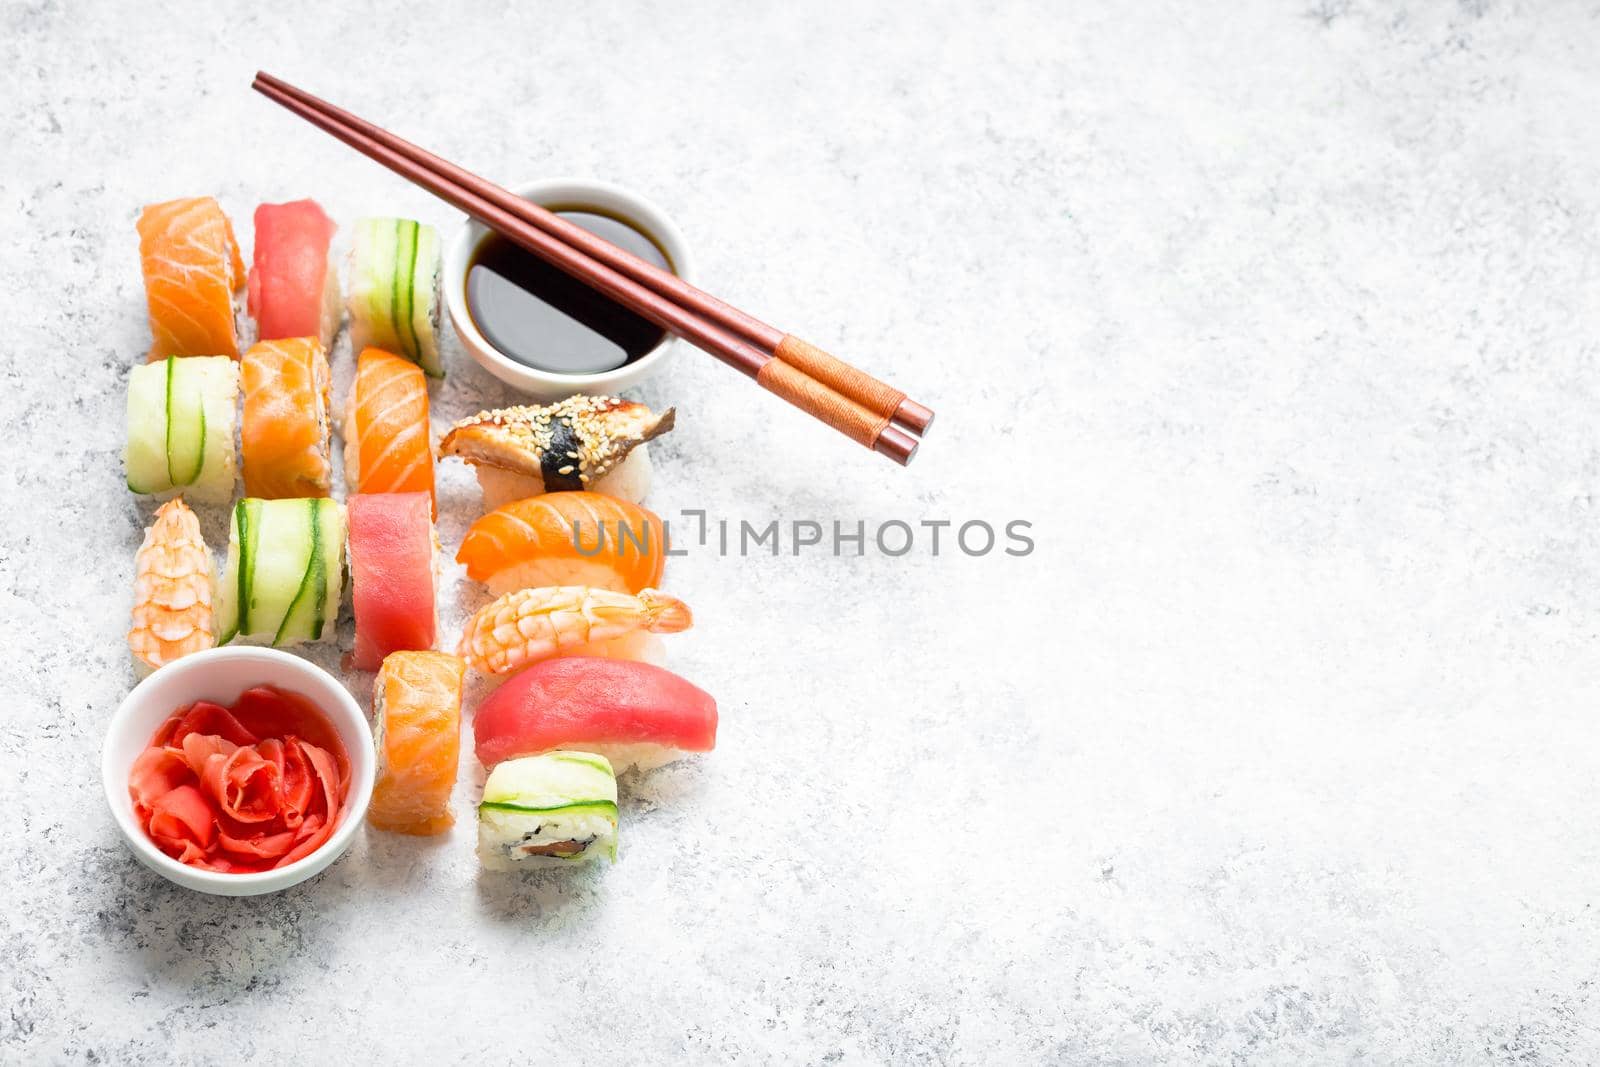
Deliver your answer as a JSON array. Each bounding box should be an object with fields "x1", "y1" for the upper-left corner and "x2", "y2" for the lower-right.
[
  {"x1": 774, "y1": 336, "x2": 907, "y2": 419},
  {"x1": 754, "y1": 358, "x2": 893, "y2": 448}
]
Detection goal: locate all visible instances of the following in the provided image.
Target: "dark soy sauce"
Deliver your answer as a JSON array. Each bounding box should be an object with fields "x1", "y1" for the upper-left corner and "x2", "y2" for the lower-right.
[{"x1": 466, "y1": 208, "x2": 671, "y2": 374}]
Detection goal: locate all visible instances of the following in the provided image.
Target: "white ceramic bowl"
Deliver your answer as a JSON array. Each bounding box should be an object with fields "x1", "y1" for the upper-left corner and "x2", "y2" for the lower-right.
[
  {"x1": 444, "y1": 177, "x2": 695, "y2": 398},
  {"x1": 101, "y1": 647, "x2": 374, "y2": 897}
]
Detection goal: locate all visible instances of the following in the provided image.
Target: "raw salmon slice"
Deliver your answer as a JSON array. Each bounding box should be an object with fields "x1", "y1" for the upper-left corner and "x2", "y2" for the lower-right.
[
  {"x1": 455, "y1": 492, "x2": 667, "y2": 596},
  {"x1": 240, "y1": 338, "x2": 332, "y2": 498},
  {"x1": 343, "y1": 347, "x2": 435, "y2": 514},
  {"x1": 138, "y1": 197, "x2": 245, "y2": 360},
  {"x1": 368, "y1": 651, "x2": 465, "y2": 835}
]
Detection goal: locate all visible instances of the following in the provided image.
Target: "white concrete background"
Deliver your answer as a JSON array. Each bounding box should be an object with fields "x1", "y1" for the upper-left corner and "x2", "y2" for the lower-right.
[{"x1": 3, "y1": 0, "x2": 1599, "y2": 1061}]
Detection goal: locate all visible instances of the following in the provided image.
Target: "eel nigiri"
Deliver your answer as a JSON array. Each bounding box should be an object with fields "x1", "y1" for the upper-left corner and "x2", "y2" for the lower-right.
[
  {"x1": 458, "y1": 586, "x2": 691, "y2": 678},
  {"x1": 240, "y1": 338, "x2": 333, "y2": 499},
  {"x1": 455, "y1": 492, "x2": 666, "y2": 596},
  {"x1": 348, "y1": 218, "x2": 442, "y2": 376},
  {"x1": 478, "y1": 753, "x2": 618, "y2": 869},
  {"x1": 343, "y1": 347, "x2": 435, "y2": 511},
  {"x1": 474, "y1": 658, "x2": 717, "y2": 774},
  {"x1": 124, "y1": 356, "x2": 239, "y2": 503},
  {"x1": 368, "y1": 651, "x2": 464, "y2": 835},
  {"x1": 137, "y1": 197, "x2": 245, "y2": 359},
  {"x1": 348, "y1": 492, "x2": 437, "y2": 671},
  {"x1": 439, "y1": 396, "x2": 674, "y2": 506},
  {"x1": 128, "y1": 498, "x2": 216, "y2": 675},
  {"x1": 248, "y1": 199, "x2": 341, "y2": 346}
]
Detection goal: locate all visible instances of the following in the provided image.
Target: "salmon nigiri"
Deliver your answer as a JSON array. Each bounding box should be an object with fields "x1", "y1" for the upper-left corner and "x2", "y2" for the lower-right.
[
  {"x1": 458, "y1": 586, "x2": 691, "y2": 678},
  {"x1": 128, "y1": 498, "x2": 216, "y2": 675},
  {"x1": 240, "y1": 338, "x2": 333, "y2": 498},
  {"x1": 137, "y1": 197, "x2": 245, "y2": 360},
  {"x1": 343, "y1": 347, "x2": 435, "y2": 513},
  {"x1": 455, "y1": 492, "x2": 666, "y2": 596},
  {"x1": 368, "y1": 651, "x2": 465, "y2": 835}
]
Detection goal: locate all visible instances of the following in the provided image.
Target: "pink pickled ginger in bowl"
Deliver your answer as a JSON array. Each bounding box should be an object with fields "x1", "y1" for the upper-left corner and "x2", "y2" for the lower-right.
[{"x1": 101, "y1": 647, "x2": 374, "y2": 897}]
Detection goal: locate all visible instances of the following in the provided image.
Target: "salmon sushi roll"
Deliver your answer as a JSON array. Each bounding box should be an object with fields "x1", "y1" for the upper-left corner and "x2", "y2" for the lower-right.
[
  {"x1": 456, "y1": 493, "x2": 666, "y2": 596},
  {"x1": 348, "y1": 492, "x2": 437, "y2": 671},
  {"x1": 343, "y1": 347, "x2": 434, "y2": 512},
  {"x1": 248, "y1": 199, "x2": 341, "y2": 346},
  {"x1": 240, "y1": 338, "x2": 333, "y2": 499},
  {"x1": 458, "y1": 585, "x2": 691, "y2": 678},
  {"x1": 368, "y1": 651, "x2": 465, "y2": 836},
  {"x1": 137, "y1": 197, "x2": 246, "y2": 360}
]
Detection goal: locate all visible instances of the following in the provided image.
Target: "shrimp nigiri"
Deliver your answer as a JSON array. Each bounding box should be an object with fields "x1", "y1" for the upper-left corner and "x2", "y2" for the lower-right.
[
  {"x1": 457, "y1": 586, "x2": 692, "y2": 678},
  {"x1": 128, "y1": 498, "x2": 216, "y2": 674}
]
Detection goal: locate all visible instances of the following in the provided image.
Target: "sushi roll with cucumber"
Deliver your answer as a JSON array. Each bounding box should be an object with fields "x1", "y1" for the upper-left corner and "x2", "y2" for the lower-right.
[
  {"x1": 347, "y1": 218, "x2": 442, "y2": 377},
  {"x1": 478, "y1": 752, "x2": 619, "y2": 870},
  {"x1": 217, "y1": 497, "x2": 346, "y2": 646},
  {"x1": 124, "y1": 356, "x2": 239, "y2": 503}
]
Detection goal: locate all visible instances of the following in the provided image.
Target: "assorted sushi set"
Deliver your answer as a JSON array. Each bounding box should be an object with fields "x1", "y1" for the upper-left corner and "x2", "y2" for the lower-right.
[{"x1": 116, "y1": 195, "x2": 719, "y2": 886}]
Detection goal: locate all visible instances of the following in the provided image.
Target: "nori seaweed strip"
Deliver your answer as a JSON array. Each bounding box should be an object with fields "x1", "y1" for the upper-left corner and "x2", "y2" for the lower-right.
[{"x1": 540, "y1": 415, "x2": 584, "y2": 491}]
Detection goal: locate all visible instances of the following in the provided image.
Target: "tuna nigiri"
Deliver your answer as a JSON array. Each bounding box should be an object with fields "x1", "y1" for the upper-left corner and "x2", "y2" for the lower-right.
[
  {"x1": 348, "y1": 492, "x2": 437, "y2": 671},
  {"x1": 456, "y1": 493, "x2": 666, "y2": 596},
  {"x1": 440, "y1": 395, "x2": 673, "y2": 506},
  {"x1": 240, "y1": 337, "x2": 333, "y2": 499},
  {"x1": 137, "y1": 197, "x2": 245, "y2": 360},
  {"x1": 368, "y1": 651, "x2": 464, "y2": 835},
  {"x1": 248, "y1": 199, "x2": 340, "y2": 345},
  {"x1": 458, "y1": 586, "x2": 692, "y2": 678},
  {"x1": 128, "y1": 498, "x2": 216, "y2": 674},
  {"x1": 474, "y1": 658, "x2": 717, "y2": 774},
  {"x1": 343, "y1": 347, "x2": 435, "y2": 512}
]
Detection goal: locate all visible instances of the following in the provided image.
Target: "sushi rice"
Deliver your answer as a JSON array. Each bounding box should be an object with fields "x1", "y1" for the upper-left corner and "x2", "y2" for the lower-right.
[{"x1": 474, "y1": 446, "x2": 654, "y2": 510}]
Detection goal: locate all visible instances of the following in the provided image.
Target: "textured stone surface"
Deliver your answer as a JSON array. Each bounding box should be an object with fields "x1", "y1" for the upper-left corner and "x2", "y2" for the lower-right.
[{"x1": 5, "y1": 0, "x2": 1600, "y2": 1061}]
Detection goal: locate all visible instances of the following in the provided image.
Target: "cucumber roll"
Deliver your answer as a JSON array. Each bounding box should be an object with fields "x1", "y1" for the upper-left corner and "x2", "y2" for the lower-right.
[
  {"x1": 216, "y1": 497, "x2": 347, "y2": 646},
  {"x1": 478, "y1": 752, "x2": 619, "y2": 870},
  {"x1": 124, "y1": 356, "x2": 239, "y2": 503},
  {"x1": 347, "y1": 217, "x2": 442, "y2": 377}
]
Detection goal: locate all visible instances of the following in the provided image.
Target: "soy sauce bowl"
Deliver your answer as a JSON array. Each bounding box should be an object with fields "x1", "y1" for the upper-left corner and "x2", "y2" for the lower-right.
[
  {"x1": 443, "y1": 178, "x2": 696, "y2": 399},
  {"x1": 101, "y1": 648, "x2": 374, "y2": 897}
]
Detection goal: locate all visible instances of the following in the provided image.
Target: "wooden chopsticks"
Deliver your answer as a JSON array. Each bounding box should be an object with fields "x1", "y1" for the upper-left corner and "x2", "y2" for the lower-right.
[{"x1": 251, "y1": 72, "x2": 932, "y2": 465}]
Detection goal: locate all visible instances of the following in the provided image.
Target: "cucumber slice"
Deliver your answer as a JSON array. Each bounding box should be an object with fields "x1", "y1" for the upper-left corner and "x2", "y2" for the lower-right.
[
  {"x1": 192, "y1": 357, "x2": 240, "y2": 503},
  {"x1": 349, "y1": 218, "x2": 398, "y2": 355},
  {"x1": 217, "y1": 498, "x2": 346, "y2": 646},
  {"x1": 165, "y1": 358, "x2": 207, "y2": 487},
  {"x1": 215, "y1": 498, "x2": 256, "y2": 644},
  {"x1": 347, "y1": 217, "x2": 441, "y2": 376},
  {"x1": 251, "y1": 500, "x2": 316, "y2": 645},
  {"x1": 273, "y1": 499, "x2": 324, "y2": 646},
  {"x1": 409, "y1": 223, "x2": 442, "y2": 378},
  {"x1": 392, "y1": 218, "x2": 419, "y2": 361},
  {"x1": 480, "y1": 751, "x2": 618, "y2": 809},
  {"x1": 124, "y1": 362, "x2": 169, "y2": 494}
]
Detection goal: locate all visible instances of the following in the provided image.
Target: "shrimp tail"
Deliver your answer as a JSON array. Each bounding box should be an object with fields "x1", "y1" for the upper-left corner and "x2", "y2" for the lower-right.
[{"x1": 637, "y1": 590, "x2": 692, "y2": 634}]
